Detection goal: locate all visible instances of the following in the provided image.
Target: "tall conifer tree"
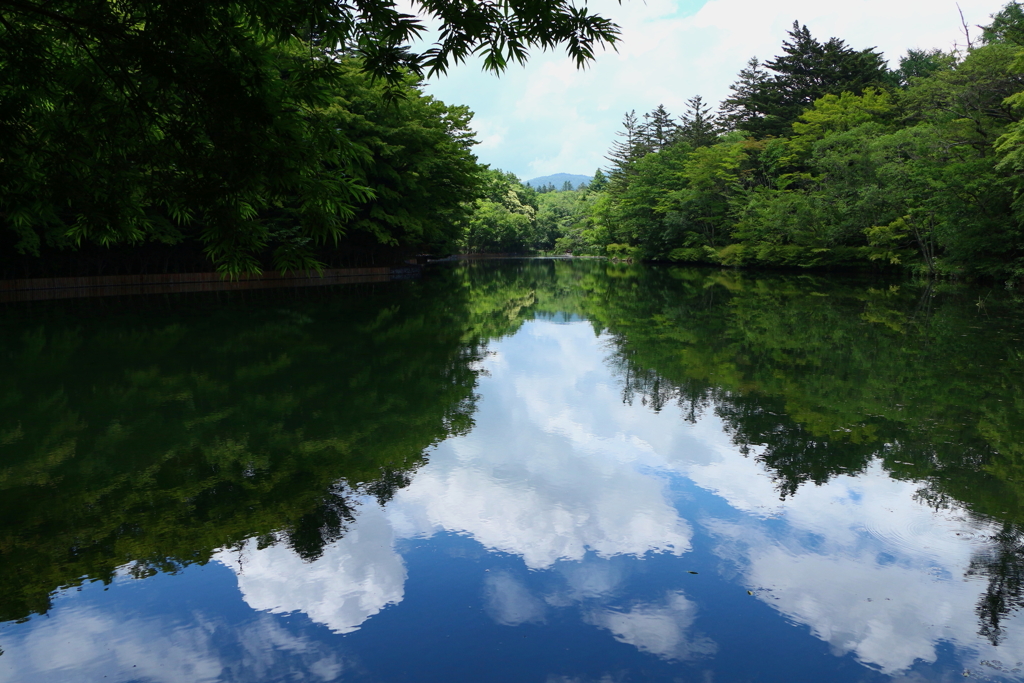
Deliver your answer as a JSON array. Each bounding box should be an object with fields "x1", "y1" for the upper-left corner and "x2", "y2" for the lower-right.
[
  {"x1": 724, "y1": 22, "x2": 890, "y2": 138},
  {"x1": 606, "y1": 110, "x2": 649, "y2": 186},
  {"x1": 640, "y1": 105, "x2": 677, "y2": 152},
  {"x1": 678, "y1": 96, "x2": 720, "y2": 148},
  {"x1": 719, "y1": 57, "x2": 771, "y2": 132}
]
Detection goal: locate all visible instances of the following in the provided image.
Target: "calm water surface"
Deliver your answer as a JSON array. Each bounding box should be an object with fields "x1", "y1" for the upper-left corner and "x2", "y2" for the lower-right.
[{"x1": 2, "y1": 260, "x2": 1024, "y2": 682}]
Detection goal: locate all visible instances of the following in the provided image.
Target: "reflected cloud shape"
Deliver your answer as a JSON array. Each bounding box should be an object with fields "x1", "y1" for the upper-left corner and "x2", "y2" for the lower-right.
[
  {"x1": 195, "y1": 323, "x2": 704, "y2": 640},
  {"x1": 551, "y1": 556, "x2": 627, "y2": 603},
  {"x1": 387, "y1": 322, "x2": 695, "y2": 569},
  {"x1": 484, "y1": 571, "x2": 547, "y2": 626},
  {"x1": 217, "y1": 499, "x2": 405, "y2": 634},
  {"x1": 703, "y1": 464, "x2": 1024, "y2": 675},
  {"x1": 0, "y1": 605, "x2": 345, "y2": 683},
  {"x1": 436, "y1": 321, "x2": 1024, "y2": 675},
  {"x1": 391, "y1": 440, "x2": 691, "y2": 568},
  {"x1": 586, "y1": 591, "x2": 716, "y2": 662},
  {"x1": 60, "y1": 318, "x2": 1020, "y2": 678}
]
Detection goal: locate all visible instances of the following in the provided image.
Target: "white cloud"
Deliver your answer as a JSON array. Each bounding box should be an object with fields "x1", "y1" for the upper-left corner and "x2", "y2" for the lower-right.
[
  {"x1": 385, "y1": 322, "x2": 696, "y2": 569},
  {"x1": 195, "y1": 319, "x2": 1024, "y2": 675},
  {"x1": 382, "y1": 318, "x2": 1024, "y2": 675},
  {"x1": 422, "y1": 0, "x2": 1009, "y2": 178},
  {"x1": 549, "y1": 556, "x2": 628, "y2": 603},
  {"x1": 10, "y1": 319, "x2": 1023, "y2": 679}
]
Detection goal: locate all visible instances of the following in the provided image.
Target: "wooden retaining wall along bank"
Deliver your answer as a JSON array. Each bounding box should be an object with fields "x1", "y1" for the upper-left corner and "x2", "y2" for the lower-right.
[{"x1": 0, "y1": 266, "x2": 421, "y2": 303}]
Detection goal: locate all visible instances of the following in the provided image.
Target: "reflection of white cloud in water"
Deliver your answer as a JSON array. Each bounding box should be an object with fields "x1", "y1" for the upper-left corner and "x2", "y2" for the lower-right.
[
  {"x1": 9, "y1": 319, "x2": 1022, "y2": 678},
  {"x1": 431, "y1": 321, "x2": 1024, "y2": 673},
  {"x1": 213, "y1": 322, "x2": 699, "y2": 639},
  {"x1": 702, "y1": 463, "x2": 1024, "y2": 675},
  {"x1": 483, "y1": 561, "x2": 716, "y2": 661},
  {"x1": 202, "y1": 321, "x2": 1024, "y2": 675},
  {"x1": 216, "y1": 499, "x2": 405, "y2": 635},
  {"x1": 549, "y1": 556, "x2": 627, "y2": 604},
  {"x1": 0, "y1": 606, "x2": 345, "y2": 683},
  {"x1": 387, "y1": 322, "x2": 695, "y2": 569},
  {"x1": 389, "y1": 436, "x2": 690, "y2": 568},
  {"x1": 586, "y1": 591, "x2": 716, "y2": 662},
  {"x1": 484, "y1": 571, "x2": 547, "y2": 626}
]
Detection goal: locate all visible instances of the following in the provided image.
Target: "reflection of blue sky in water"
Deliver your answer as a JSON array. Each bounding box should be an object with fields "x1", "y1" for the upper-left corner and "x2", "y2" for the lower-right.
[
  {"x1": 3, "y1": 319, "x2": 1024, "y2": 681},
  {"x1": 215, "y1": 321, "x2": 1024, "y2": 674},
  {"x1": 702, "y1": 465, "x2": 1013, "y2": 674},
  {"x1": 0, "y1": 567, "x2": 353, "y2": 683}
]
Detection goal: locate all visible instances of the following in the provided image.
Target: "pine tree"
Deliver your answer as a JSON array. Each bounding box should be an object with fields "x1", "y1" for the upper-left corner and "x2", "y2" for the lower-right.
[
  {"x1": 719, "y1": 57, "x2": 771, "y2": 132},
  {"x1": 722, "y1": 22, "x2": 890, "y2": 138},
  {"x1": 894, "y1": 48, "x2": 953, "y2": 88},
  {"x1": 640, "y1": 104, "x2": 678, "y2": 152},
  {"x1": 606, "y1": 110, "x2": 650, "y2": 184},
  {"x1": 983, "y1": 2, "x2": 1024, "y2": 46},
  {"x1": 678, "y1": 96, "x2": 720, "y2": 148}
]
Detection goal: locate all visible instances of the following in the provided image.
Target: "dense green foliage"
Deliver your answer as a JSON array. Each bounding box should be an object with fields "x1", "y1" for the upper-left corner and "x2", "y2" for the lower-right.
[
  {"x1": 589, "y1": 8, "x2": 1024, "y2": 281},
  {"x1": 458, "y1": 168, "x2": 604, "y2": 253},
  {"x1": 464, "y1": 3, "x2": 1024, "y2": 282},
  {"x1": 0, "y1": 0, "x2": 620, "y2": 275},
  {"x1": 457, "y1": 168, "x2": 605, "y2": 254},
  {"x1": 462, "y1": 169, "x2": 541, "y2": 252}
]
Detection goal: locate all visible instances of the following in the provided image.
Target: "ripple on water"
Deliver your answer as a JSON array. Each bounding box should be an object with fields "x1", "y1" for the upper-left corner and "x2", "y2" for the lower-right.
[{"x1": 859, "y1": 503, "x2": 994, "y2": 566}]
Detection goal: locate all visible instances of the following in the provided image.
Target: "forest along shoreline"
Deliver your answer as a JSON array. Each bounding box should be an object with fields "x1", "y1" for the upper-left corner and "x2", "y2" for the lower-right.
[
  {"x1": 463, "y1": 5, "x2": 1024, "y2": 287},
  {"x1": 8, "y1": 4, "x2": 1024, "y2": 286}
]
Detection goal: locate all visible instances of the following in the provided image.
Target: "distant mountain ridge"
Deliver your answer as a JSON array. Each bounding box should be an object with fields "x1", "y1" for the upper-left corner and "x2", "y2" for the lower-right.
[{"x1": 525, "y1": 173, "x2": 592, "y2": 190}]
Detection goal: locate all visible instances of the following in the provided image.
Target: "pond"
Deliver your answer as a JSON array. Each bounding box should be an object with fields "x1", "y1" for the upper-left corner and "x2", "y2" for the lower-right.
[{"x1": 2, "y1": 259, "x2": 1024, "y2": 682}]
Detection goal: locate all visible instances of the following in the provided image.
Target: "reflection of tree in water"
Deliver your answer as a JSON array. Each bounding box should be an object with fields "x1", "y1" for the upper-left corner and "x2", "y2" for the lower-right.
[
  {"x1": 287, "y1": 486, "x2": 359, "y2": 563},
  {"x1": 714, "y1": 393, "x2": 880, "y2": 499},
  {"x1": 594, "y1": 265, "x2": 1024, "y2": 645},
  {"x1": 0, "y1": 276, "x2": 484, "y2": 623},
  {"x1": 969, "y1": 523, "x2": 1024, "y2": 646},
  {"x1": 610, "y1": 346, "x2": 717, "y2": 423},
  {"x1": 365, "y1": 466, "x2": 415, "y2": 506},
  {"x1": 611, "y1": 353, "x2": 874, "y2": 499},
  {"x1": 8, "y1": 258, "x2": 1024, "y2": 644},
  {"x1": 287, "y1": 467, "x2": 416, "y2": 563},
  {"x1": 615, "y1": 343, "x2": 1024, "y2": 642}
]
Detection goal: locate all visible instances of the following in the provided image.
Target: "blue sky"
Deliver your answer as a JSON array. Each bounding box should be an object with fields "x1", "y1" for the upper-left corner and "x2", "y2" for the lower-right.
[{"x1": 417, "y1": 0, "x2": 1009, "y2": 181}]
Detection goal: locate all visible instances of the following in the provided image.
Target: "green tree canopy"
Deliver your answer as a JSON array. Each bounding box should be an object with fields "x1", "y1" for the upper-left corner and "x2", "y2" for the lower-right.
[
  {"x1": 0, "y1": 0, "x2": 620, "y2": 274},
  {"x1": 725, "y1": 22, "x2": 890, "y2": 137},
  {"x1": 463, "y1": 169, "x2": 543, "y2": 252}
]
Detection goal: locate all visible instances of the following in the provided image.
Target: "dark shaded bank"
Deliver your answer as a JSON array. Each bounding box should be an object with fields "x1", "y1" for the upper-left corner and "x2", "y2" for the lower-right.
[
  {"x1": 0, "y1": 265, "x2": 423, "y2": 303},
  {"x1": 0, "y1": 229, "x2": 431, "y2": 281}
]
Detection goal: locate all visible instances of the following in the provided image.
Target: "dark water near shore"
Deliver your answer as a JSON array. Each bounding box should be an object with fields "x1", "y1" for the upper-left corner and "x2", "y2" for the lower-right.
[{"x1": 2, "y1": 259, "x2": 1024, "y2": 682}]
